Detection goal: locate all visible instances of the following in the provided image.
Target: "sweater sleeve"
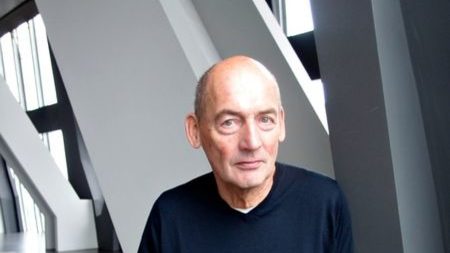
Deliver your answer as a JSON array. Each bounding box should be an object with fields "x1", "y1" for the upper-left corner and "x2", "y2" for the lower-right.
[{"x1": 333, "y1": 186, "x2": 354, "y2": 253}]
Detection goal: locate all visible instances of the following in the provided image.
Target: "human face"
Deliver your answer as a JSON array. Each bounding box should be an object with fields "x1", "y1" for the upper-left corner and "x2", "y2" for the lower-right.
[{"x1": 196, "y1": 61, "x2": 285, "y2": 191}]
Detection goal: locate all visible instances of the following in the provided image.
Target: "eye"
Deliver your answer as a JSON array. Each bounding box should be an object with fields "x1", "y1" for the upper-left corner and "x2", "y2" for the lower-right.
[
  {"x1": 222, "y1": 119, "x2": 235, "y2": 127},
  {"x1": 217, "y1": 117, "x2": 241, "y2": 134},
  {"x1": 258, "y1": 114, "x2": 276, "y2": 130},
  {"x1": 260, "y1": 115, "x2": 272, "y2": 123}
]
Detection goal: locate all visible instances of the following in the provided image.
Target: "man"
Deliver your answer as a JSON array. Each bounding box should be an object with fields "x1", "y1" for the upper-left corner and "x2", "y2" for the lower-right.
[{"x1": 138, "y1": 55, "x2": 353, "y2": 252}]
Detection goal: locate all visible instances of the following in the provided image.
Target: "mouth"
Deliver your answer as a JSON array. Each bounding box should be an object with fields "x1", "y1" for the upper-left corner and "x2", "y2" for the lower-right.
[{"x1": 234, "y1": 160, "x2": 264, "y2": 170}]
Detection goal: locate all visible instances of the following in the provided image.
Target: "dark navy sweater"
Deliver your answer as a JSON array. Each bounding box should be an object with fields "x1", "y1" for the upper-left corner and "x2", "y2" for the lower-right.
[{"x1": 138, "y1": 163, "x2": 353, "y2": 252}]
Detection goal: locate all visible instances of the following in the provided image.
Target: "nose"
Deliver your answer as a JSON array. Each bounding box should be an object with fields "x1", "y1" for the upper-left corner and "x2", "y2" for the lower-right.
[{"x1": 239, "y1": 120, "x2": 262, "y2": 151}]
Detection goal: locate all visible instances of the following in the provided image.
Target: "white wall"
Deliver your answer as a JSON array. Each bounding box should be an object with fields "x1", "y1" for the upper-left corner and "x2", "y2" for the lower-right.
[
  {"x1": 0, "y1": 79, "x2": 97, "y2": 251},
  {"x1": 35, "y1": 0, "x2": 333, "y2": 251}
]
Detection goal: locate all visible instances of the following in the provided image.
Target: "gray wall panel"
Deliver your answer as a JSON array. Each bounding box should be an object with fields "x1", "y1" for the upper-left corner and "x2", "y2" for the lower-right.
[{"x1": 313, "y1": 0, "x2": 446, "y2": 252}]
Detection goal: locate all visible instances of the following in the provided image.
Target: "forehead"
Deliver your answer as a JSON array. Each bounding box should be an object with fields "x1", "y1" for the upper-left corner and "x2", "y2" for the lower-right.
[{"x1": 205, "y1": 62, "x2": 280, "y2": 114}]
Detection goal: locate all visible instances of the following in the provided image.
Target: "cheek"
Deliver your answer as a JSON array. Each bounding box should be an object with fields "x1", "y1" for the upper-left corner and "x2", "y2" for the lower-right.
[
  {"x1": 201, "y1": 133, "x2": 232, "y2": 160},
  {"x1": 267, "y1": 144, "x2": 279, "y2": 157},
  {"x1": 208, "y1": 136, "x2": 234, "y2": 163},
  {"x1": 210, "y1": 137, "x2": 234, "y2": 160},
  {"x1": 263, "y1": 135, "x2": 281, "y2": 155}
]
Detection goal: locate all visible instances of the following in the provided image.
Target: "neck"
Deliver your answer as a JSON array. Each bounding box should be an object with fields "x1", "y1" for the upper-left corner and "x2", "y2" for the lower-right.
[{"x1": 215, "y1": 175, "x2": 274, "y2": 209}]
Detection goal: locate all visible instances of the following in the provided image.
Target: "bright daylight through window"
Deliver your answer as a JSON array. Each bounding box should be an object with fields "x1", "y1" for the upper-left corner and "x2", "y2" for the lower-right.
[
  {"x1": 0, "y1": 14, "x2": 56, "y2": 110},
  {"x1": 40, "y1": 130, "x2": 68, "y2": 180},
  {"x1": 285, "y1": 0, "x2": 314, "y2": 36},
  {"x1": 8, "y1": 167, "x2": 45, "y2": 233},
  {"x1": 0, "y1": 13, "x2": 64, "y2": 235}
]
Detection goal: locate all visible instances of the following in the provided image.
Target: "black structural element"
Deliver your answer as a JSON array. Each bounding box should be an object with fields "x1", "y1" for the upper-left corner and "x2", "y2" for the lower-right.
[
  {"x1": 265, "y1": 0, "x2": 273, "y2": 10},
  {"x1": 288, "y1": 31, "x2": 321, "y2": 80}
]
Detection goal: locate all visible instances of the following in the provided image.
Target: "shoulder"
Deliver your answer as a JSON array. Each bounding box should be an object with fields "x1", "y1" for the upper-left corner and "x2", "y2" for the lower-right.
[
  {"x1": 277, "y1": 162, "x2": 338, "y2": 188},
  {"x1": 276, "y1": 162, "x2": 344, "y2": 202},
  {"x1": 275, "y1": 163, "x2": 354, "y2": 251},
  {"x1": 153, "y1": 172, "x2": 215, "y2": 211}
]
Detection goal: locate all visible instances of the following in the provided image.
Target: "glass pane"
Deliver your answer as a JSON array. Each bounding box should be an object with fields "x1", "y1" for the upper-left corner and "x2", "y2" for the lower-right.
[
  {"x1": 33, "y1": 14, "x2": 57, "y2": 106},
  {"x1": 8, "y1": 168, "x2": 26, "y2": 231},
  {"x1": 7, "y1": 167, "x2": 45, "y2": 233},
  {"x1": 20, "y1": 183, "x2": 35, "y2": 232},
  {"x1": 285, "y1": 0, "x2": 314, "y2": 36},
  {"x1": 34, "y1": 203, "x2": 43, "y2": 233},
  {"x1": 40, "y1": 130, "x2": 69, "y2": 180},
  {"x1": 28, "y1": 18, "x2": 44, "y2": 108},
  {"x1": 16, "y1": 22, "x2": 40, "y2": 110},
  {"x1": 0, "y1": 33, "x2": 21, "y2": 103},
  {"x1": 48, "y1": 130, "x2": 68, "y2": 179},
  {"x1": 0, "y1": 43, "x2": 4, "y2": 78},
  {"x1": 40, "y1": 212, "x2": 45, "y2": 233},
  {"x1": 0, "y1": 202, "x2": 4, "y2": 233},
  {"x1": 34, "y1": 204, "x2": 42, "y2": 233},
  {"x1": 17, "y1": 184, "x2": 27, "y2": 231},
  {"x1": 303, "y1": 79, "x2": 328, "y2": 132},
  {"x1": 38, "y1": 132, "x2": 49, "y2": 148}
]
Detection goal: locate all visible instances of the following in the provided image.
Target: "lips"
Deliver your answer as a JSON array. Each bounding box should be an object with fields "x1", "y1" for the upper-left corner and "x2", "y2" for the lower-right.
[{"x1": 234, "y1": 160, "x2": 264, "y2": 170}]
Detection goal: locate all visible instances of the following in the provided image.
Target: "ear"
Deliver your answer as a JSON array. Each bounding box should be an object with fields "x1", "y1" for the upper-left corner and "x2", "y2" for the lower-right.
[
  {"x1": 185, "y1": 113, "x2": 202, "y2": 148},
  {"x1": 278, "y1": 107, "x2": 286, "y2": 142}
]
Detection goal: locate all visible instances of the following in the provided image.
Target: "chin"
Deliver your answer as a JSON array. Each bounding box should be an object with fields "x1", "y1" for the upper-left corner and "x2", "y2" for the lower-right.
[{"x1": 234, "y1": 174, "x2": 269, "y2": 189}]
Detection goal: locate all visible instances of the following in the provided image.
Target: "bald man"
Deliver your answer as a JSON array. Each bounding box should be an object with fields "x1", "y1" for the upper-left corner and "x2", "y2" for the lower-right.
[{"x1": 138, "y1": 56, "x2": 353, "y2": 253}]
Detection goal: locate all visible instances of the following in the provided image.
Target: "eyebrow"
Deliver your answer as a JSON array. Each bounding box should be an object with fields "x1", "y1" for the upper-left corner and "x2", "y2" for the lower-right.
[
  {"x1": 258, "y1": 108, "x2": 278, "y2": 116},
  {"x1": 214, "y1": 108, "x2": 278, "y2": 121},
  {"x1": 214, "y1": 110, "x2": 241, "y2": 122}
]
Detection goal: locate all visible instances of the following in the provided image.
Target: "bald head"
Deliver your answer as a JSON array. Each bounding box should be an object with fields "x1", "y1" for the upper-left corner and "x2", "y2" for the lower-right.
[
  {"x1": 195, "y1": 55, "x2": 281, "y2": 120},
  {"x1": 185, "y1": 55, "x2": 286, "y2": 198}
]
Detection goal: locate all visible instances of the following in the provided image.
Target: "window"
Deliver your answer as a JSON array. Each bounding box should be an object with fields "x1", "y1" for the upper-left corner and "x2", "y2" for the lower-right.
[
  {"x1": 0, "y1": 14, "x2": 57, "y2": 111},
  {"x1": 40, "y1": 130, "x2": 68, "y2": 180},
  {"x1": 1, "y1": 11, "x2": 68, "y2": 180},
  {"x1": 307, "y1": 79, "x2": 328, "y2": 131},
  {"x1": 8, "y1": 167, "x2": 45, "y2": 233},
  {"x1": 0, "y1": 3, "x2": 118, "y2": 246},
  {"x1": 0, "y1": 9, "x2": 63, "y2": 235},
  {"x1": 0, "y1": 32, "x2": 21, "y2": 103},
  {"x1": 285, "y1": 0, "x2": 314, "y2": 36},
  {"x1": 0, "y1": 203, "x2": 4, "y2": 233}
]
